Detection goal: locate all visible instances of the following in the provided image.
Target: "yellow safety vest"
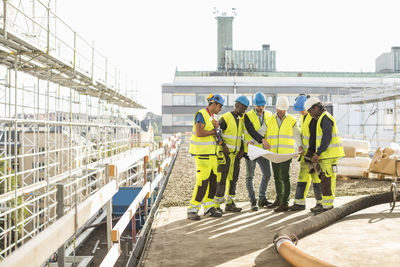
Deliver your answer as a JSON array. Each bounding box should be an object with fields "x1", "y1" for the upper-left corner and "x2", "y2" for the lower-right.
[
  {"x1": 265, "y1": 114, "x2": 297, "y2": 154},
  {"x1": 300, "y1": 113, "x2": 312, "y2": 153},
  {"x1": 220, "y1": 112, "x2": 243, "y2": 153},
  {"x1": 189, "y1": 109, "x2": 218, "y2": 155},
  {"x1": 316, "y1": 111, "x2": 345, "y2": 159},
  {"x1": 244, "y1": 109, "x2": 272, "y2": 153}
]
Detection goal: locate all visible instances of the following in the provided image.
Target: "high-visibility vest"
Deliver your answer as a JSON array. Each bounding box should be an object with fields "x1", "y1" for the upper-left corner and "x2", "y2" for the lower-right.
[
  {"x1": 265, "y1": 114, "x2": 297, "y2": 154},
  {"x1": 189, "y1": 109, "x2": 218, "y2": 155},
  {"x1": 243, "y1": 109, "x2": 272, "y2": 153},
  {"x1": 300, "y1": 113, "x2": 312, "y2": 153},
  {"x1": 316, "y1": 111, "x2": 344, "y2": 159},
  {"x1": 220, "y1": 112, "x2": 243, "y2": 153}
]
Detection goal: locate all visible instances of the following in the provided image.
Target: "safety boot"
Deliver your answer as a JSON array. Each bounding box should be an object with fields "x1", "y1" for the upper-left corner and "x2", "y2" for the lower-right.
[
  {"x1": 205, "y1": 207, "x2": 222, "y2": 217},
  {"x1": 310, "y1": 204, "x2": 323, "y2": 213},
  {"x1": 258, "y1": 198, "x2": 271, "y2": 208},
  {"x1": 267, "y1": 200, "x2": 279, "y2": 209},
  {"x1": 216, "y1": 207, "x2": 224, "y2": 214},
  {"x1": 187, "y1": 212, "x2": 201, "y2": 221},
  {"x1": 288, "y1": 204, "x2": 306, "y2": 211},
  {"x1": 250, "y1": 200, "x2": 258, "y2": 211},
  {"x1": 225, "y1": 202, "x2": 242, "y2": 212},
  {"x1": 274, "y1": 203, "x2": 289, "y2": 212},
  {"x1": 312, "y1": 205, "x2": 333, "y2": 215}
]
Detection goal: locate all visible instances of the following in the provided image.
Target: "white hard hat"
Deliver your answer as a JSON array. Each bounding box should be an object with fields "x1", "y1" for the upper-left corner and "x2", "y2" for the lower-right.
[
  {"x1": 276, "y1": 96, "x2": 289, "y2": 110},
  {"x1": 304, "y1": 97, "x2": 321, "y2": 111}
]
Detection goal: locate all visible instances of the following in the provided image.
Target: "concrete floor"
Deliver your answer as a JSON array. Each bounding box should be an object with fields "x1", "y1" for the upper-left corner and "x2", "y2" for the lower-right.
[{"x1": 141, "y1": 197, "x2": 400, "y2": 267}]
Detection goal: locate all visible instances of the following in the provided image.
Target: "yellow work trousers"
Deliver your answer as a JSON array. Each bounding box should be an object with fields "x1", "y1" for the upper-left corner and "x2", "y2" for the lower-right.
[
  {"x1": 293, "y1": 156, "x2": 322, "y2": 206},
  {"x1": 188, "y1": 155, "x2": 220, "y2": 213},
  {"x1": 318, "y1": 158, "x2": 339, "y2": 209}
]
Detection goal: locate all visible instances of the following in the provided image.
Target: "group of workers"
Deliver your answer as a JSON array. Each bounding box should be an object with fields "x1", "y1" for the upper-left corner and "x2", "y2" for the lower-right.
[{"x1": 187, "y1": 92, "x2": 344, "y2": 221}]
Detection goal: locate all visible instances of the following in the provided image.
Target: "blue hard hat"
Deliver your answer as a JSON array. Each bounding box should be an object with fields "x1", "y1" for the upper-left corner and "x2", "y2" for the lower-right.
[
  {"x1": 207, "y1": 93, "x2": 225, "y2": 106},
  {"x1": 253, "y1": 92, "x2": 266, "y2": 106},
  {"x1": 294, "y1": 95, "x2": 308, "y2": 111},
  {"x1": 235, "y1": 95, "x2": 249, "y2": 107}
]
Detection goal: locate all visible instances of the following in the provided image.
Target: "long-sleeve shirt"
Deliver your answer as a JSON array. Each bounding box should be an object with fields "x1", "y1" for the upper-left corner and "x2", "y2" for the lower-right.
[
  {"x1": 243, "y1": 112, "x2": 265, "y2": 144},
  {"x1": 308, "y1": 115, "x2": 333, "y2": 155}
]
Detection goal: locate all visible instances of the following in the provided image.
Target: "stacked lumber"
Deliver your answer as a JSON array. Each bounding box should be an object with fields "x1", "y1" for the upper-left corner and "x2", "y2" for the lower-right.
[{"x1": 337, "y1": 139, "x2": 371, "y2": 178}]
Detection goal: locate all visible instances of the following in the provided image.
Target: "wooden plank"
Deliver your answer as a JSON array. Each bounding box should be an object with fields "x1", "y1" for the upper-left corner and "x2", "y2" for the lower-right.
[
  {"x1": 99, "y1": 244, "x2": 120, "y2": 267},
  {"x1": 0, "y1": 180, "x2": 117, "y2": 267}
]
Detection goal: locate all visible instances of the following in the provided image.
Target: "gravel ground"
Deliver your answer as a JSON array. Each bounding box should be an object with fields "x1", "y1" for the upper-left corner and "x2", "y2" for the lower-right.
[{"x1": 161, "y1": 144, "x2": 394, "y2": 207}]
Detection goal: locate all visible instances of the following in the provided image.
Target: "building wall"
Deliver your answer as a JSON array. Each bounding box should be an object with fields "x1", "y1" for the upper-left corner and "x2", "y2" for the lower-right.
[
  {"x1": 217, "y1": 16, "x2": 233, "y2": 70},
  {"x1": 225, "y1": 49, "x2": 276, "y2": 72},
  {"x1": 376, "y1": 47, "x2": 400, "y2": 73}
]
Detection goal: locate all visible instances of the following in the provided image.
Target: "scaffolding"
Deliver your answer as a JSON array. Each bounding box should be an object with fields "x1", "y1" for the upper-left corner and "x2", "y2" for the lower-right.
[
  {"x1": 0, "y1": 0, "x2": 146, "y2": 260},
  {"x1": 335, "y1": 74, "x2": 400, "y2": 150}
]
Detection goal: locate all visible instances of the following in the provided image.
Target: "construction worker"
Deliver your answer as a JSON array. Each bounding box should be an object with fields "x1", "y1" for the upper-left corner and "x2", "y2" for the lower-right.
[
  {"x1": 265, "y1": 96, "x2": 302, "y2": 212},
  {"x1": 187, "y1": 94, "x2": 225, "y2": 220},
  {"x1": 289, "y1": 94, "x2": 322, "y2": 211},
  {"x1": 243, "y1": 92, "x2": 272, "y2": 211},
  {"x1": 214, "y1": 96, "x2": 249, "y2": 213},
  {"x1": 304, "y1": 97, "x2": 344, "y2": 214}
]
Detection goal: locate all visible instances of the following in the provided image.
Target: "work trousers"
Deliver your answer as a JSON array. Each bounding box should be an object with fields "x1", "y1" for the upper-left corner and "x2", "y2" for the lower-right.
[
  {"x1": 215, "y1": 152, "x2": 241, "y2": 207},
  {"x1": 318, "y1": 158, "x2": 339, "y2": 209},
  {"x1": 245, "y1": 157, "x2": 271, "y2": 203},
  {"x1": 271, "y1": 159, "x2": 292, "y2": 205},
  {"x1": 188, "y1": 155, "x2": 220, "y2": 214},
  {"x1": 293, "y1": 156, "x2": 322, "y2": 207}
]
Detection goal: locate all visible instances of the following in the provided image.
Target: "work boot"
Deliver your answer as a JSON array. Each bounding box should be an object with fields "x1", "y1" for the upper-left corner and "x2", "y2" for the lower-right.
[
  {"x1": 216, "y1": 207, "x2": 224, "y2": 214},
  {"x1": 312, "y1": 205, "x2": 333, "y2": 215},
  {"x1": 310, "y1": 204, "x2": 323, "y2": 213},
  {"x1": 205, "y1": 207, "x2": 222, "y2": 217},
  {"x1": 251, "y1": 200, "x2": 258, "y2": 211},
  {"x1": 267, "y1": 200, "x2": 279, "y2": 209},
  {"x1": 225, "y1": 202, "x2": 242, "y2": 212},
  {"x1": 258, "y1": 198, "x2": 271, "y2": 208},
  {"x1": 274, "y1": 203, "x2": 289, "y2": 212},
  {"x1": 288, "y1": 204, "x2": 306, "y2": 211},
  {"x1": 187, "y1": 212, "x2": 201, "y2": 221}
]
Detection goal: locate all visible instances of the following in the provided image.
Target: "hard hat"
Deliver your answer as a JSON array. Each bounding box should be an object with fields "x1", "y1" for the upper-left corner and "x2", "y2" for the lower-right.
[
  {"x1": 294, "y1": 95, "x2": 308, "y2": 111},
  {"x1": 253, "y1": 92, "x2": 266, "y2": 106},
  {"x1": 235, "y1": 95, "x2": 249, "y2": 107},
  {"x1": 207, "y1": 93, "x2": 225, "y2": 106},
  {"x1": 276, "y1": 96, "x2": 289, "y2": 110},
  {"x1": 304, "y1": 97, "x2": 321, "y2": 111}
]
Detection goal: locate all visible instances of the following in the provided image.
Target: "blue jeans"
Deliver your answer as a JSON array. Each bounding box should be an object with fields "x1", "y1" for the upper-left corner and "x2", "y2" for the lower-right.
[{"x1": 245, "y1": 157, "x2": 271, "y2": 203}]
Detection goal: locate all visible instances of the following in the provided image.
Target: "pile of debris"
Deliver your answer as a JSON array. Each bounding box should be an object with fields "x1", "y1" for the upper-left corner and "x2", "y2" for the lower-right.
[{"x1": 369, "y1": 146, "x2": 400, "y2": 178}]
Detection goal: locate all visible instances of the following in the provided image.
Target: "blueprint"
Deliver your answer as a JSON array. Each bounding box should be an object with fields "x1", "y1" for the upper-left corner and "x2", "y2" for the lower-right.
[{"x1": 248, "y1": 144, "x2": 301, "y2": 163}]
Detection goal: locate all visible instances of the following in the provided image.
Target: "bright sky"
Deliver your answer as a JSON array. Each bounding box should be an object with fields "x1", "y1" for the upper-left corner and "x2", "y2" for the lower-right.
[{"x1": 58, "y1": 0, "x2": 400, "y2": 115}]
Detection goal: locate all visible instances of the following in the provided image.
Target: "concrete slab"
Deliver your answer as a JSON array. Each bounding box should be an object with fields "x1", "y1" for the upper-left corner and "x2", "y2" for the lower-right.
[{"x1": 141, "y1": 197, "x2": 400, "y2": 267}]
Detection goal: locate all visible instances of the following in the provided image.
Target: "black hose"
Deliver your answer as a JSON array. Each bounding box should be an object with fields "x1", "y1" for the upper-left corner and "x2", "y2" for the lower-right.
[{"x1": 274, "y1": 191, "x2": 397, "y2": 245}]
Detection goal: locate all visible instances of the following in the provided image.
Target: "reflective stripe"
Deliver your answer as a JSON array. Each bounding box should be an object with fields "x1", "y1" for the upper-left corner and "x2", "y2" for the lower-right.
[
  {"x1": 322, "y1": 205, "x2": 333, "y2": 209},
  {"x1": 203, "y1": 201, "x2": 214, "y2": 206},
  {"x1": 270, "y1": 144, "x2": 294, "y2": 149},
  {"x1": 221, "y1": 134, "x2": 238, "y2": 139},
  {"x1": 328, "y1": 143, "x2": 342, "y2": 148},
  {"x1": 214, "y1": 197, "x2": 224, "y2": 204},
  {"x1": 268, "y1": 135, "x2": 295, "y2": 139},
  {"x1": 303, "y1": 136, "x2": 310, "y2": 140},
  {"x1": 225, "y1": 144, "x2": 236, "y2": 149},
  {"x1": 190, "y1": 140, "x2": 216, "y2": 146},
  {"x1": 227, "y1": 195, "x2": 235, "y2": 201},
  {"x1": 294, "y1": 199, "x2": 305, "y2": 205},
  {"x1": 303, "y1": 145, "x2": 309, "y2": 149}
]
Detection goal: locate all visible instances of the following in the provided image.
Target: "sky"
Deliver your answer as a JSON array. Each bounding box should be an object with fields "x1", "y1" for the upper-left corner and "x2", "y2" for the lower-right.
[{"x1": 57, "y1": 0, "x2": 400, "y2": 115}]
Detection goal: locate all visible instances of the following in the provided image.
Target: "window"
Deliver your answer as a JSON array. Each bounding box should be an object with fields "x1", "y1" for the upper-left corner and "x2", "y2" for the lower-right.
[
  {"x1": 197, "y1": 94, "x2": 209, "y2": 106},
  {"x1": 172, "y1": 95, "x2": 184, "y2": 105},
  {"x1": 172, "y1": 115, "x2": 193, "y2": 126},
  {"x1": 173, "y1": 94, "x2": 197, "y2": 106}
]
